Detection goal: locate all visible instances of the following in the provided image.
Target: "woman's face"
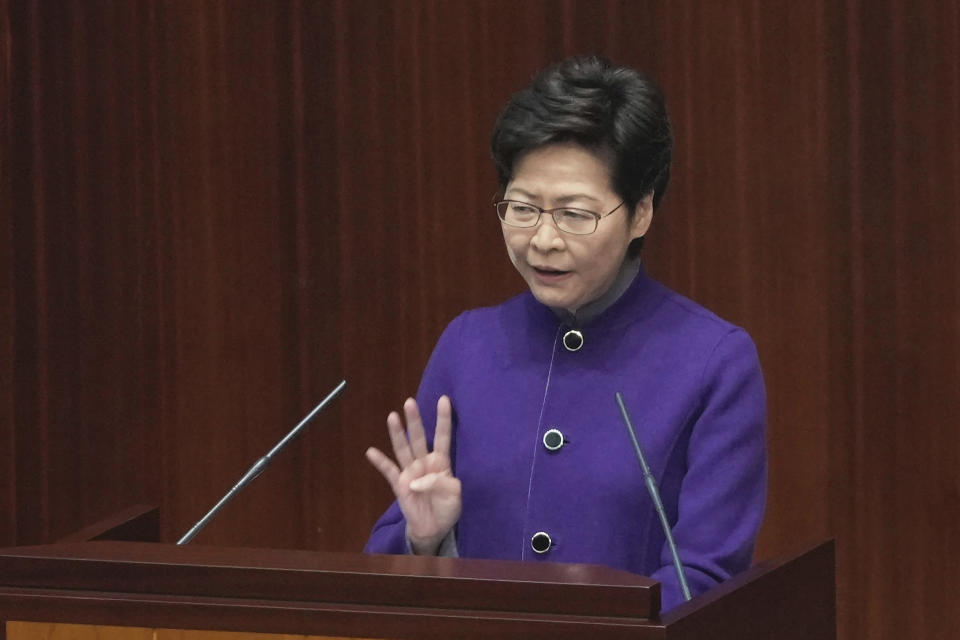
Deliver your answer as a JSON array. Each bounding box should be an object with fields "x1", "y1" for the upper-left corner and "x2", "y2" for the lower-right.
[{"x1": 501, "y1": 143, "x2": 652, "y2": 314}]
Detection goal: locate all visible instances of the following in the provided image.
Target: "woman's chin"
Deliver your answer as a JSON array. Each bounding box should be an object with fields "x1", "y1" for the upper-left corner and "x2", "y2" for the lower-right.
[{"x1": 528, "y1": 285, "x2": 580, "y2": 313}]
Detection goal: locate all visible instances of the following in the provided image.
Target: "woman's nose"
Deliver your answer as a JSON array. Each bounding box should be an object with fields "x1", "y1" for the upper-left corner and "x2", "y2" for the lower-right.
[{"x1": 530, "y1": 215, "x2": 565, "y2": 251}]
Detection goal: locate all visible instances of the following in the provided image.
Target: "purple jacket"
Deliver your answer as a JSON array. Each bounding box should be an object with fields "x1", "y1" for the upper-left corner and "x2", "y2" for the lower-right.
[{"x1": 365, "y1": 268, "x2": 767, "y2": 612}]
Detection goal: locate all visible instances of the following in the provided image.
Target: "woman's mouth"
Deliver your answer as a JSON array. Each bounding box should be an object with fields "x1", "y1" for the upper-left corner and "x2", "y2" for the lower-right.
[{"x1": 532, "y1": 266, "x2": 571, "y2": 283}]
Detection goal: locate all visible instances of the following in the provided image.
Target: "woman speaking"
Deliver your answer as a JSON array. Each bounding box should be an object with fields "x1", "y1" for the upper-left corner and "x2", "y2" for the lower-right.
[{"x1": 363, "y1": 55, "x2": 766, "y2": 613}]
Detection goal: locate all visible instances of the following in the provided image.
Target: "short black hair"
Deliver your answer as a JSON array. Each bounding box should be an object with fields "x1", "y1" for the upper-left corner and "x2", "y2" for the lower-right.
[{"x1": 491, "y1": 55, "x2": 673, "y2": 252}]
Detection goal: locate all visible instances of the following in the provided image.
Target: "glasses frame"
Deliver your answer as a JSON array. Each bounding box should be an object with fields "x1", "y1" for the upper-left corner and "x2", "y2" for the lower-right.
[{"x1": 493, "y1": 199, "x2": 625, "y2": 235}]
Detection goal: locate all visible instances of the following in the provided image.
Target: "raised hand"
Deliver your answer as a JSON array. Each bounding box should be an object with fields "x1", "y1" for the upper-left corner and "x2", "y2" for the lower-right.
[{"x1": 365, "y1": 395, "x2": 462, "y2": 555}]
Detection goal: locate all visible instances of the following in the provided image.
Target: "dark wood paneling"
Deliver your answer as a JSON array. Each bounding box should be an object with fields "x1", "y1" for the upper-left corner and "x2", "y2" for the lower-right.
[
  {"x1": 2, "y1": 1, "x2": 958, "y2": 639},
  {"x1": 0, "y1": 0, "x2": 14, "y2": 557}
]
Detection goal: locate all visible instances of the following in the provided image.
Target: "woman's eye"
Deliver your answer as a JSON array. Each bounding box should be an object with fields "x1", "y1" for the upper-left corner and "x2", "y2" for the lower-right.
[
  {"x1": 559, "y1": 209, "x2": 593, "y2": 222},
  {"x1": 511, "y1": 204, "x2": 538, "y2": 215}
]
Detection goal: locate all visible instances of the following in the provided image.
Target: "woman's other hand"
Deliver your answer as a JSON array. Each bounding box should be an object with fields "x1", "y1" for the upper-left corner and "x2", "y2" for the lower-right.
[{"x1": 365, "y1": 395, "x2": 461, "y2": 555}]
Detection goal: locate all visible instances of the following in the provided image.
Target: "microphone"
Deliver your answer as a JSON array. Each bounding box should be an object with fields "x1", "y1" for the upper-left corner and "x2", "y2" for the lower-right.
[
  {"x1": 615, "y1": 391, "x2": 692, "y2": 602},
  {"x1": 177, "y1": 379, "x2": 347, "y2": 545}
]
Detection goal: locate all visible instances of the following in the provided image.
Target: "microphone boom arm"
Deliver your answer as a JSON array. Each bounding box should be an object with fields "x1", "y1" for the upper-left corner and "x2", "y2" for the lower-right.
[
  {"x1": 177, "y1": 379, "x2": 347, "y2": 545},
  {"x1": 615, "y1": 391, "x2": 692, "y2": 602}
]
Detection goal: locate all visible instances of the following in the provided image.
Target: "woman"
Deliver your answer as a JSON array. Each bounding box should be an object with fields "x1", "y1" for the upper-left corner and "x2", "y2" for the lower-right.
[{"x1": 364, "y1": 56, "x2": 766, "y2": 613}]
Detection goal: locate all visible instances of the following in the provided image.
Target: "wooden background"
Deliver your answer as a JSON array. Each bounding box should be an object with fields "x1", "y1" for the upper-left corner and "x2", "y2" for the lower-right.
[{"x1": 2, "y1": 1, "x2": 958, "y2": 638}]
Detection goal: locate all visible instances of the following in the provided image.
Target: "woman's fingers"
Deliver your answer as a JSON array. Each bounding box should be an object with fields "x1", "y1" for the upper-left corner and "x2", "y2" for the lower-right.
[
  {"x1": 365, "y1": 447, "x2": 400, "y2": 487},
  {"x1": 403, "y1": 398, "x2": 430, "y2": 459},
  {"x1": 366, "y1": 448, "x2": 432, "y2": 494},
  {"x1": 377, "y1": 396, "x2": 454, "y2": 482},
  {"x1": 386, "y1": 410, "x2": 414, "y2": 468},
  {"x1": 432, "y1": 395, "x2": 453, "y2": 458}
]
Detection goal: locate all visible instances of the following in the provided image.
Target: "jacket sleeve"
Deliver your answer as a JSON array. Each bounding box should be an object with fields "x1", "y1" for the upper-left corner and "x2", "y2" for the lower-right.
[
  {"x1": 651, "y1": 328, "x2": 767, "y2": 612},
  {"x1": 363, "y1": 314, "x2": 464, "y2": 554}
]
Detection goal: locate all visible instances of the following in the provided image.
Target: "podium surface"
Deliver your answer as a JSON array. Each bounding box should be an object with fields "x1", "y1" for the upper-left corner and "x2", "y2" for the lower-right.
[{"x1": 0, "y1": 508, "x2": 835, "y2": 639}]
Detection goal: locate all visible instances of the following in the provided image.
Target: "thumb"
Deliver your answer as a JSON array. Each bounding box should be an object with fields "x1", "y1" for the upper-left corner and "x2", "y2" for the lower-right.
[{"x1": 409, "y1": 472, "x2": 447, "y2": 492}]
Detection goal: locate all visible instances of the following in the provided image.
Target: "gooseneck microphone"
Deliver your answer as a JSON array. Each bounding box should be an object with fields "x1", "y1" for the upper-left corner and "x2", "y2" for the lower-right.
[
  {"x1": 177, "y1": 379, "x2": 347, "y2": 545},
  {"x1": 615, "y1": 391, "x2": 692, "y2": 602}
]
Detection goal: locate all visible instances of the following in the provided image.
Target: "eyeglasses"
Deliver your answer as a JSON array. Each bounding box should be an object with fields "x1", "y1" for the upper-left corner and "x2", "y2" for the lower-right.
[{"x1": 494, "y1": 199, "x2": 625, "y2": 235}]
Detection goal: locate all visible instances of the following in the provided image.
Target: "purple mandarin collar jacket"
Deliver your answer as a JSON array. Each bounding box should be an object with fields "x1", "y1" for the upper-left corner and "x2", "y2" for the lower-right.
[{"x1": 365, "y1": 267, "x2": 767, "y2": 612}]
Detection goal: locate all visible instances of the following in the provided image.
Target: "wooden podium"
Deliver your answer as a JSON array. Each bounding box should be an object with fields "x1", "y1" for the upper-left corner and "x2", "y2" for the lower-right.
[{"x1": 0, "y1": 506, "x2": 835, "y2": 639}]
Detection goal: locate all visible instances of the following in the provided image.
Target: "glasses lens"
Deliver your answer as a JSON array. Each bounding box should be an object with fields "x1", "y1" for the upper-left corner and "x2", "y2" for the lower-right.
[
  {"x1": 497, "y1": 201, "x2": 540, "y2": 227},
  {"x1": 555, "y1": 209, "x2": 598, "y2": 234}
]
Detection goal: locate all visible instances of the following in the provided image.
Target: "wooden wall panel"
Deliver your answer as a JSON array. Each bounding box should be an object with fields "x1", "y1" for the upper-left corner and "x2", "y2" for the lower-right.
[
  {"x1": 0, "y1": 0, "x2": 14, "y2": 553},
  {"x1": 834, "y1": 3, "x2": 960, "y2": 637},
  {"x1": 2, "y1": 1, "x2": 958, "y2": 638}
]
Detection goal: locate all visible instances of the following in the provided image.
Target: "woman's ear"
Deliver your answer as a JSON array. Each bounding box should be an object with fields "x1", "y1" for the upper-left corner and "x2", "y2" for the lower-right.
[{"x1": 630, "y1": 194, "x2": 654, "y2": 239}]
